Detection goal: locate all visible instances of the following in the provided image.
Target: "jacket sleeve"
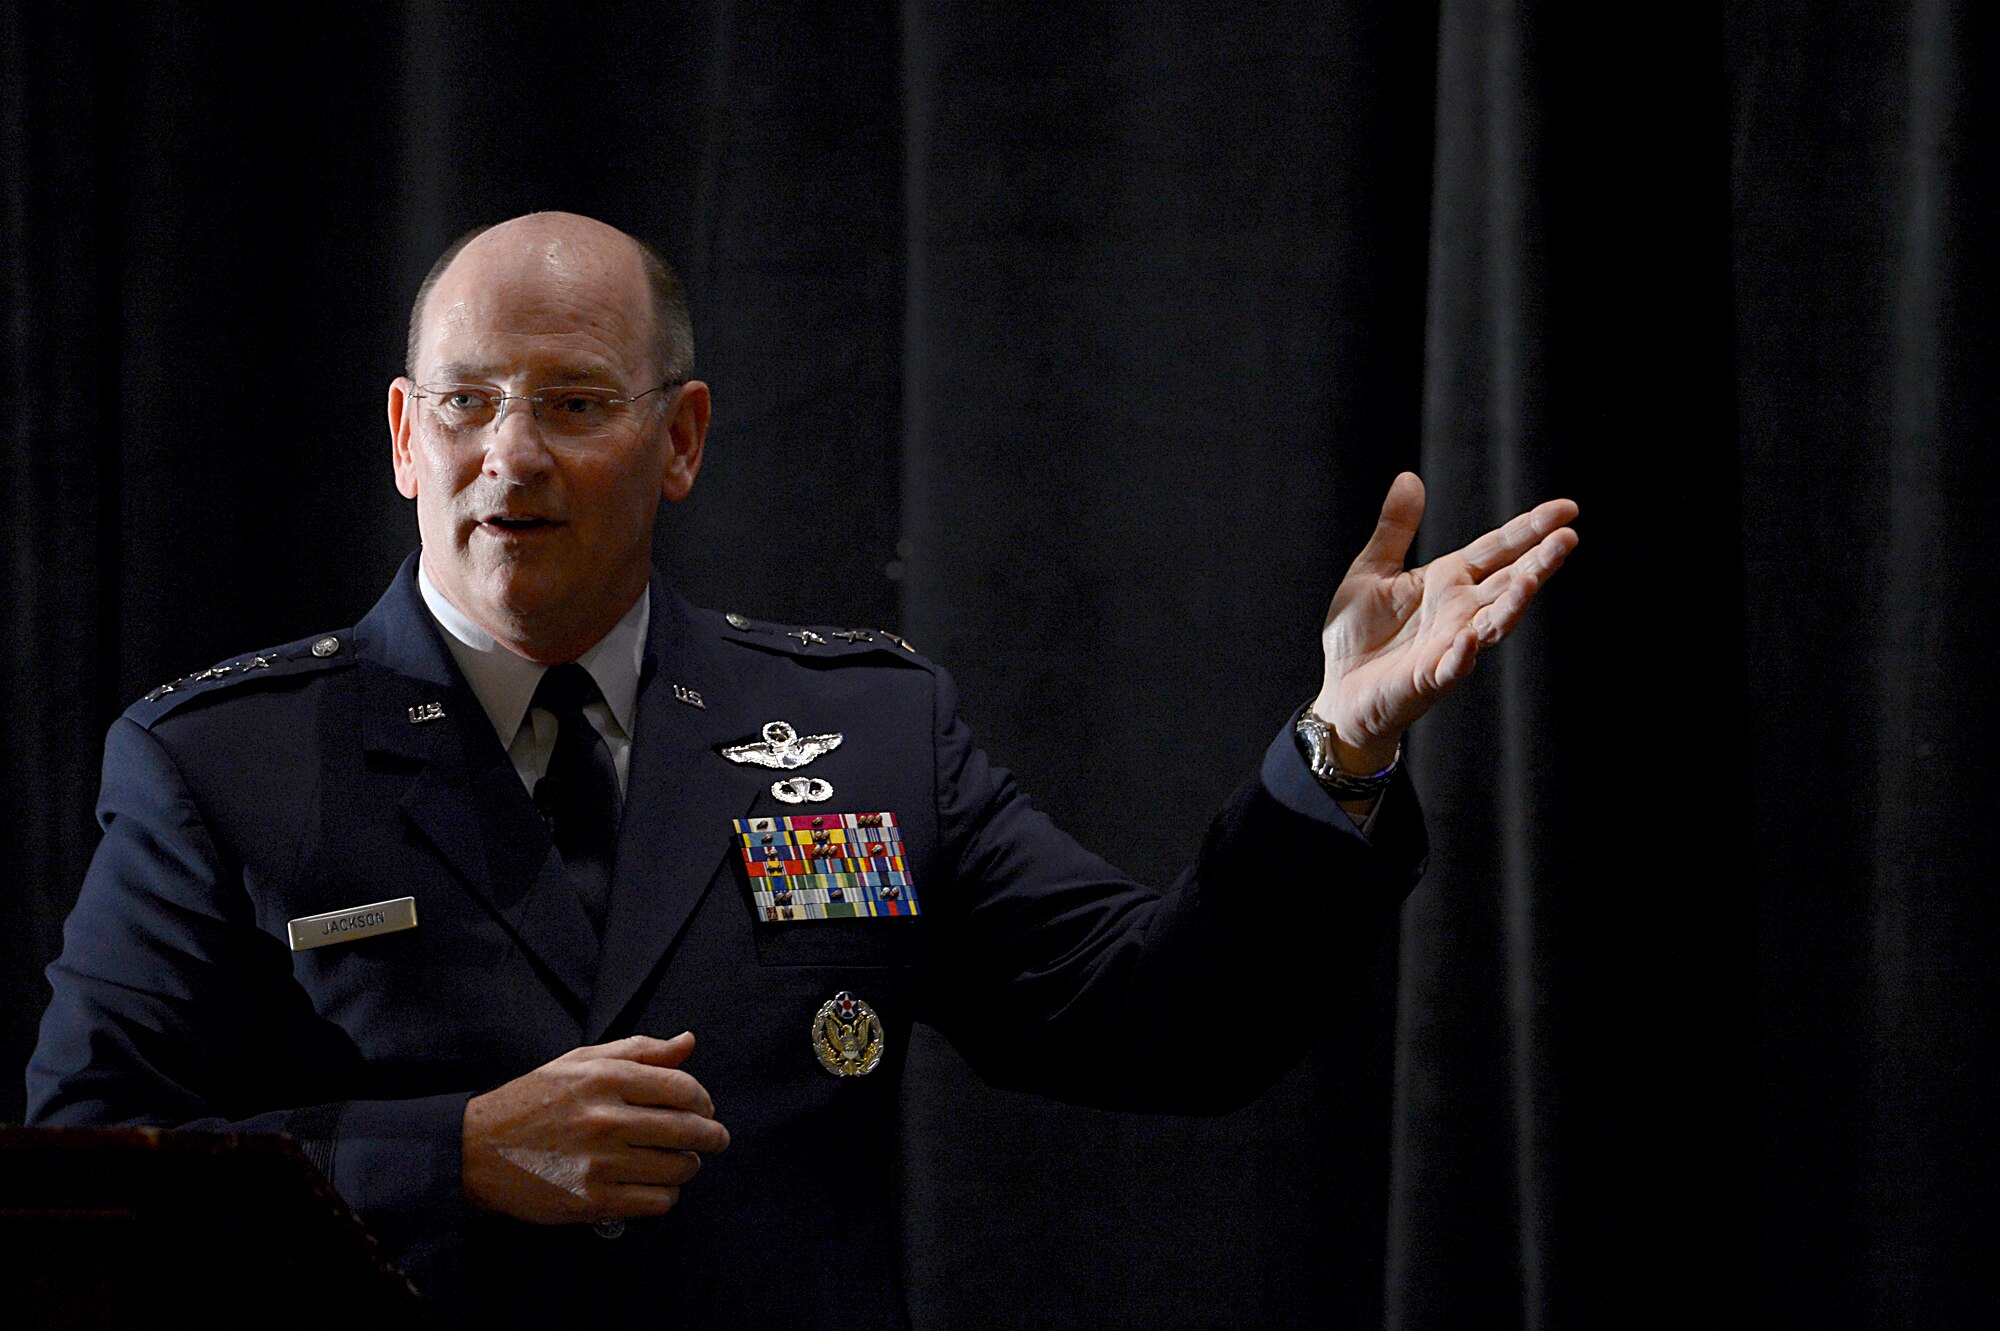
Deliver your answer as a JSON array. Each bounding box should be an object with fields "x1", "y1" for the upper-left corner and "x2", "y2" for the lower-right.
[
  {"x1": 913, "y1": 666, "x2": 1427, "y2": 1114},
  {"x1": 25, "y1": 717, "x2": 470, "y2": 1305}
]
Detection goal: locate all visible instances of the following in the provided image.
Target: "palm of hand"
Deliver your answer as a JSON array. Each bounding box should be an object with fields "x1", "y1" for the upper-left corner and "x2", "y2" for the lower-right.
[{"x1": 1321, "y1": 559, "x2": 1486, "y2": 743}]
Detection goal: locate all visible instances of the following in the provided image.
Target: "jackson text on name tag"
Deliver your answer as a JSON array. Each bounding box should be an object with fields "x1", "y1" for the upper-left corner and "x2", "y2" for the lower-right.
[{"x1": 287, "y1": 896, "x2": 419, "y2": 952}]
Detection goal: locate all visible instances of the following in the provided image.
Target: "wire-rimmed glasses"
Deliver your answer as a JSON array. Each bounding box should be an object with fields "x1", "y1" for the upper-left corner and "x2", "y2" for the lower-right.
[{"x1": 410, "y1": 378, "x2": 685, "y2": 439}]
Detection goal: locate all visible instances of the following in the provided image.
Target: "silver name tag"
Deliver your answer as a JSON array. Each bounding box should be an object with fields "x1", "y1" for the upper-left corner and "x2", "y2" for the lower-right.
[{"x1": 287, "y1": 896, "x2": 419, "y2": 952}]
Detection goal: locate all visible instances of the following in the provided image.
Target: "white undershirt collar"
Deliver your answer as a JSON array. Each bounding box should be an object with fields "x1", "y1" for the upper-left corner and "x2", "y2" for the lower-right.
[{"x1": 416, "y1": 558, "x2": 648, "y2": 753}]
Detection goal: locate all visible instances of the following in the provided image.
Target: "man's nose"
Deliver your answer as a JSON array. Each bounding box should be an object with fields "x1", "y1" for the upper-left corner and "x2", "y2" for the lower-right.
[{"x1": 481, "y1": 403, "x2": 555, "y2": 479}]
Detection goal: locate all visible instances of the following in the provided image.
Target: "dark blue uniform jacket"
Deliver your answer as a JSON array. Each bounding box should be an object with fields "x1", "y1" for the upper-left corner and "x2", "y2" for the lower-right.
[{"x1": 28, "y1": 555, "x2": 1426, "y2": 1326}]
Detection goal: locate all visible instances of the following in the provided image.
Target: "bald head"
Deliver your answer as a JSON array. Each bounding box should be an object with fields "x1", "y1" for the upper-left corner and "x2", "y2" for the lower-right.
[{"x1": 406, "y1": 212, "x2": 693, "y2": 386}]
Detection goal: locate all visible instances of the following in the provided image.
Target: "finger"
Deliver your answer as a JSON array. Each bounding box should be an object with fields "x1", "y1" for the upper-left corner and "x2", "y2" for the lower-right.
[
  {"x1": 610, "y1": 1145, "x2": 706, "y2": 1189},
  {"x1": 614, "y1": 1031, "x2": 699, "y2": 1068},
  {"x1": 601, "y1": 1063, "x2": 718, "y2": 1118},
  {"x1": 1456, "y1": 497, "x2": 1579, "y2": 581},
  {"x1": 605, "y1": 1105, "x2": 733, "y2": 1155},
  {"x1": 1350, "y1": 472, "x2": 1426, "y2": 574},
  {"x1": 1468, "y1": 526, "x2": 1578, "y2": 606},
  {"x1": 1428, "y1": 627, "x2": 1481, "y2": 695},
  {"x1": 568, "y1": 1031, "x2": 697, "y2": 1070},
  {"x1": 1471, "y1": 572, "x2": 1538, "y2": 645},
  {"x1": 601, "y1": 1182, "x2": 682, "y2": 1219}
]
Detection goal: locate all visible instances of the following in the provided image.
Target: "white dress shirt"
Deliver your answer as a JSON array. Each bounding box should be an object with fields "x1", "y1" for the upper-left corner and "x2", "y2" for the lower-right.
[{"x1": 417, "y1": 560, "x2": 648, "y2": 798}]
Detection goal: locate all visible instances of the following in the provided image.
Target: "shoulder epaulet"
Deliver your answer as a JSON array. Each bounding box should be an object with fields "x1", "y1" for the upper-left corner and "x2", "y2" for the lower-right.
[
  {"x1": 714, "y1": 610, "x2": 935, "y2": 667},
  {"x1": 127, "y1": 628, "x2": 359, "y2": 725}
]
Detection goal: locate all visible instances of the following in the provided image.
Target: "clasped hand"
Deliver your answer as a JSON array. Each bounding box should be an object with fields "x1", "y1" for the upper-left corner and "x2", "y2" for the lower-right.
[
  {"x1": 462, "y1": 1032, "x2": 730, "y2": 1224},
  {"x1": 1314, "y1": 472, "x2": 1580, "y2": 775}
]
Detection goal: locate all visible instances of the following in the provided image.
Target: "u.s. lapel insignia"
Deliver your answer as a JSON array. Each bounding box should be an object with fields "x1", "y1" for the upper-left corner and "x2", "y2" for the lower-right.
[
  {"x1": 813, "y1": 990, "x2": 884, "y2": 1077},
  {"x1": 673, "y1": 683, "x2": 705, "y2": 709},
  {"x1": 721, "y1": 720, "x2": 842, "y2": 770},
  {"x1": 772, "y1": 776, "x2": 833, "y2": 804},
  {"x1": 407, "y1": 701, "x2": 447, "y2": 724}
]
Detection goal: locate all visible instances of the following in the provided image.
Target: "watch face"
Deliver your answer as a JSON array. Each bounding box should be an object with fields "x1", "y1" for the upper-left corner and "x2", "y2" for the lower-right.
[
  {"x1": 1294, "y1": 714, "x2": 1332, "y2": 771},
  {"x1": 1297, "y1": 713, "x2": 1396, "y2": 795}
]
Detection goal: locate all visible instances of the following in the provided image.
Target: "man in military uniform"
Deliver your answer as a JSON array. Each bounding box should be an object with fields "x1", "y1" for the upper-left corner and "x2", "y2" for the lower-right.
[{"x1": 27, "y1": 213, "x2": 1578, "y2": 1324}]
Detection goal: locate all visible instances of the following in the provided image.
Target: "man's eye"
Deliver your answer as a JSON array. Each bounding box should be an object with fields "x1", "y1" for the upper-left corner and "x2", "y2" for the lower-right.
[
  {"x1": 445, "y1": 392, "x2": 485, "y2": 411},
  {"x1": 550, "y1": 393, "x2": 604, "y2": 415}
]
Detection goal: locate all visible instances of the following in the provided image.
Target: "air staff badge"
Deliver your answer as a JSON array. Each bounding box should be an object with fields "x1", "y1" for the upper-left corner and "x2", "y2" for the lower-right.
[{"x1": 813, "y1": 990, "x2": 884, "y2": 1077}]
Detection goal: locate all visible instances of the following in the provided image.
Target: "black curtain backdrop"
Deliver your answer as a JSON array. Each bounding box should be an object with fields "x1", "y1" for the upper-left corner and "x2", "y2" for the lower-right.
[{"x1": 4, "y1": 2, "x2": 1993, "y2": 1326}]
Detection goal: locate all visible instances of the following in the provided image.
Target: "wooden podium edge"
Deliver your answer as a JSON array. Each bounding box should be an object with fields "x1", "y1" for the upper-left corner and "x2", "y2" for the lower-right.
[{"x1": 0, "y1": 1124, "x2": 432, "y2": 1322}]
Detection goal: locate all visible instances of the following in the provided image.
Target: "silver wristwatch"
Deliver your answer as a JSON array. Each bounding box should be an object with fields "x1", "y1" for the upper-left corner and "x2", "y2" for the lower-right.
[{"x1": 1294, "y1": 708, "x2": 1400, "y2": 799}]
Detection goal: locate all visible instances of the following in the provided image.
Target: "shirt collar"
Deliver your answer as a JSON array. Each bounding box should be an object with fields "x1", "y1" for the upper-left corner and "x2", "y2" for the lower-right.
[{"x1": 417, "y1": 557, "x2": 649, "y2": 745}]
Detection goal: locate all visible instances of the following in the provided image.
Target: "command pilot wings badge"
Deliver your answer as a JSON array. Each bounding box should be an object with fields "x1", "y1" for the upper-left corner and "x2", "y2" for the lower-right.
[{"x1": 721, "y1": 720, "x2": 843, "y2": 770}]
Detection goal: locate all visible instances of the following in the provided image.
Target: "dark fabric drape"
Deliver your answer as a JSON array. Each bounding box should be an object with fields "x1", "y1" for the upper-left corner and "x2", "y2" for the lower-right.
[{"x1": 5, "y1": 1, "x2": 1993, "y2": 1325}]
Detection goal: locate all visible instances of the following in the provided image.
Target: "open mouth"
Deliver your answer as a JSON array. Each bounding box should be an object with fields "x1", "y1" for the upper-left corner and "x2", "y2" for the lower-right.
[{"x1": 481, "y1": 515, "x2": 561, "y2": 535}]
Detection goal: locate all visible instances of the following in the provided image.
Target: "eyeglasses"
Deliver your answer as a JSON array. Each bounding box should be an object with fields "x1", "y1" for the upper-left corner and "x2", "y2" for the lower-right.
[{"x1": 410, "y1": 379, "x2": 685, "y2": 439}]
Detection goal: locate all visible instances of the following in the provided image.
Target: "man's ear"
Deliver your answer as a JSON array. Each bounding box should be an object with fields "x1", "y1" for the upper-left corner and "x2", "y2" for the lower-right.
[
  {"x1": 389, "y1": 377, "x2": 419, "y2": 499},
  {"x1": 661, "y1": 380, "x2": 711, "y2": 503}
]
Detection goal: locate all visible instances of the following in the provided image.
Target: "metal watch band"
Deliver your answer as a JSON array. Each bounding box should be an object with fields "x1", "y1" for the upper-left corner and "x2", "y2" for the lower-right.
[{"x1": 1294, "y1": 708, "x2": 1400, "y2": 799}]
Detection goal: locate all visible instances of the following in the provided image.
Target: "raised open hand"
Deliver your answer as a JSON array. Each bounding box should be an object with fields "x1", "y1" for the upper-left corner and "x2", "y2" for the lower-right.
[{"x1": 1311, "y1": 472, "x2": 1579, "y2": 776}]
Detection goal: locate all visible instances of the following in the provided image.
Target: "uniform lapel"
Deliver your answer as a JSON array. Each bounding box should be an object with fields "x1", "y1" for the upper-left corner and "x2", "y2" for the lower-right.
[
  {"x1": 355, "y1": 557, "x2": 600, "y2": 1015},
  {"x1": 587, "y1": 584, "x2": 768, "y2": 1039}
]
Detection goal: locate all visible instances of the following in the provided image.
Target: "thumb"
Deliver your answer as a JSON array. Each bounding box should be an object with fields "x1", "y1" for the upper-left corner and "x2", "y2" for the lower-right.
[{"x1": 1350, "y1": 472, "x2": 1425, "y2": 575}]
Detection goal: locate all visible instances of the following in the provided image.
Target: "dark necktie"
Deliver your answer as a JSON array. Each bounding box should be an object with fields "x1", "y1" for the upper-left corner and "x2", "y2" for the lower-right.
[{"x1": 530, "y1": 663, "x2": 621, "y2": 936}]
